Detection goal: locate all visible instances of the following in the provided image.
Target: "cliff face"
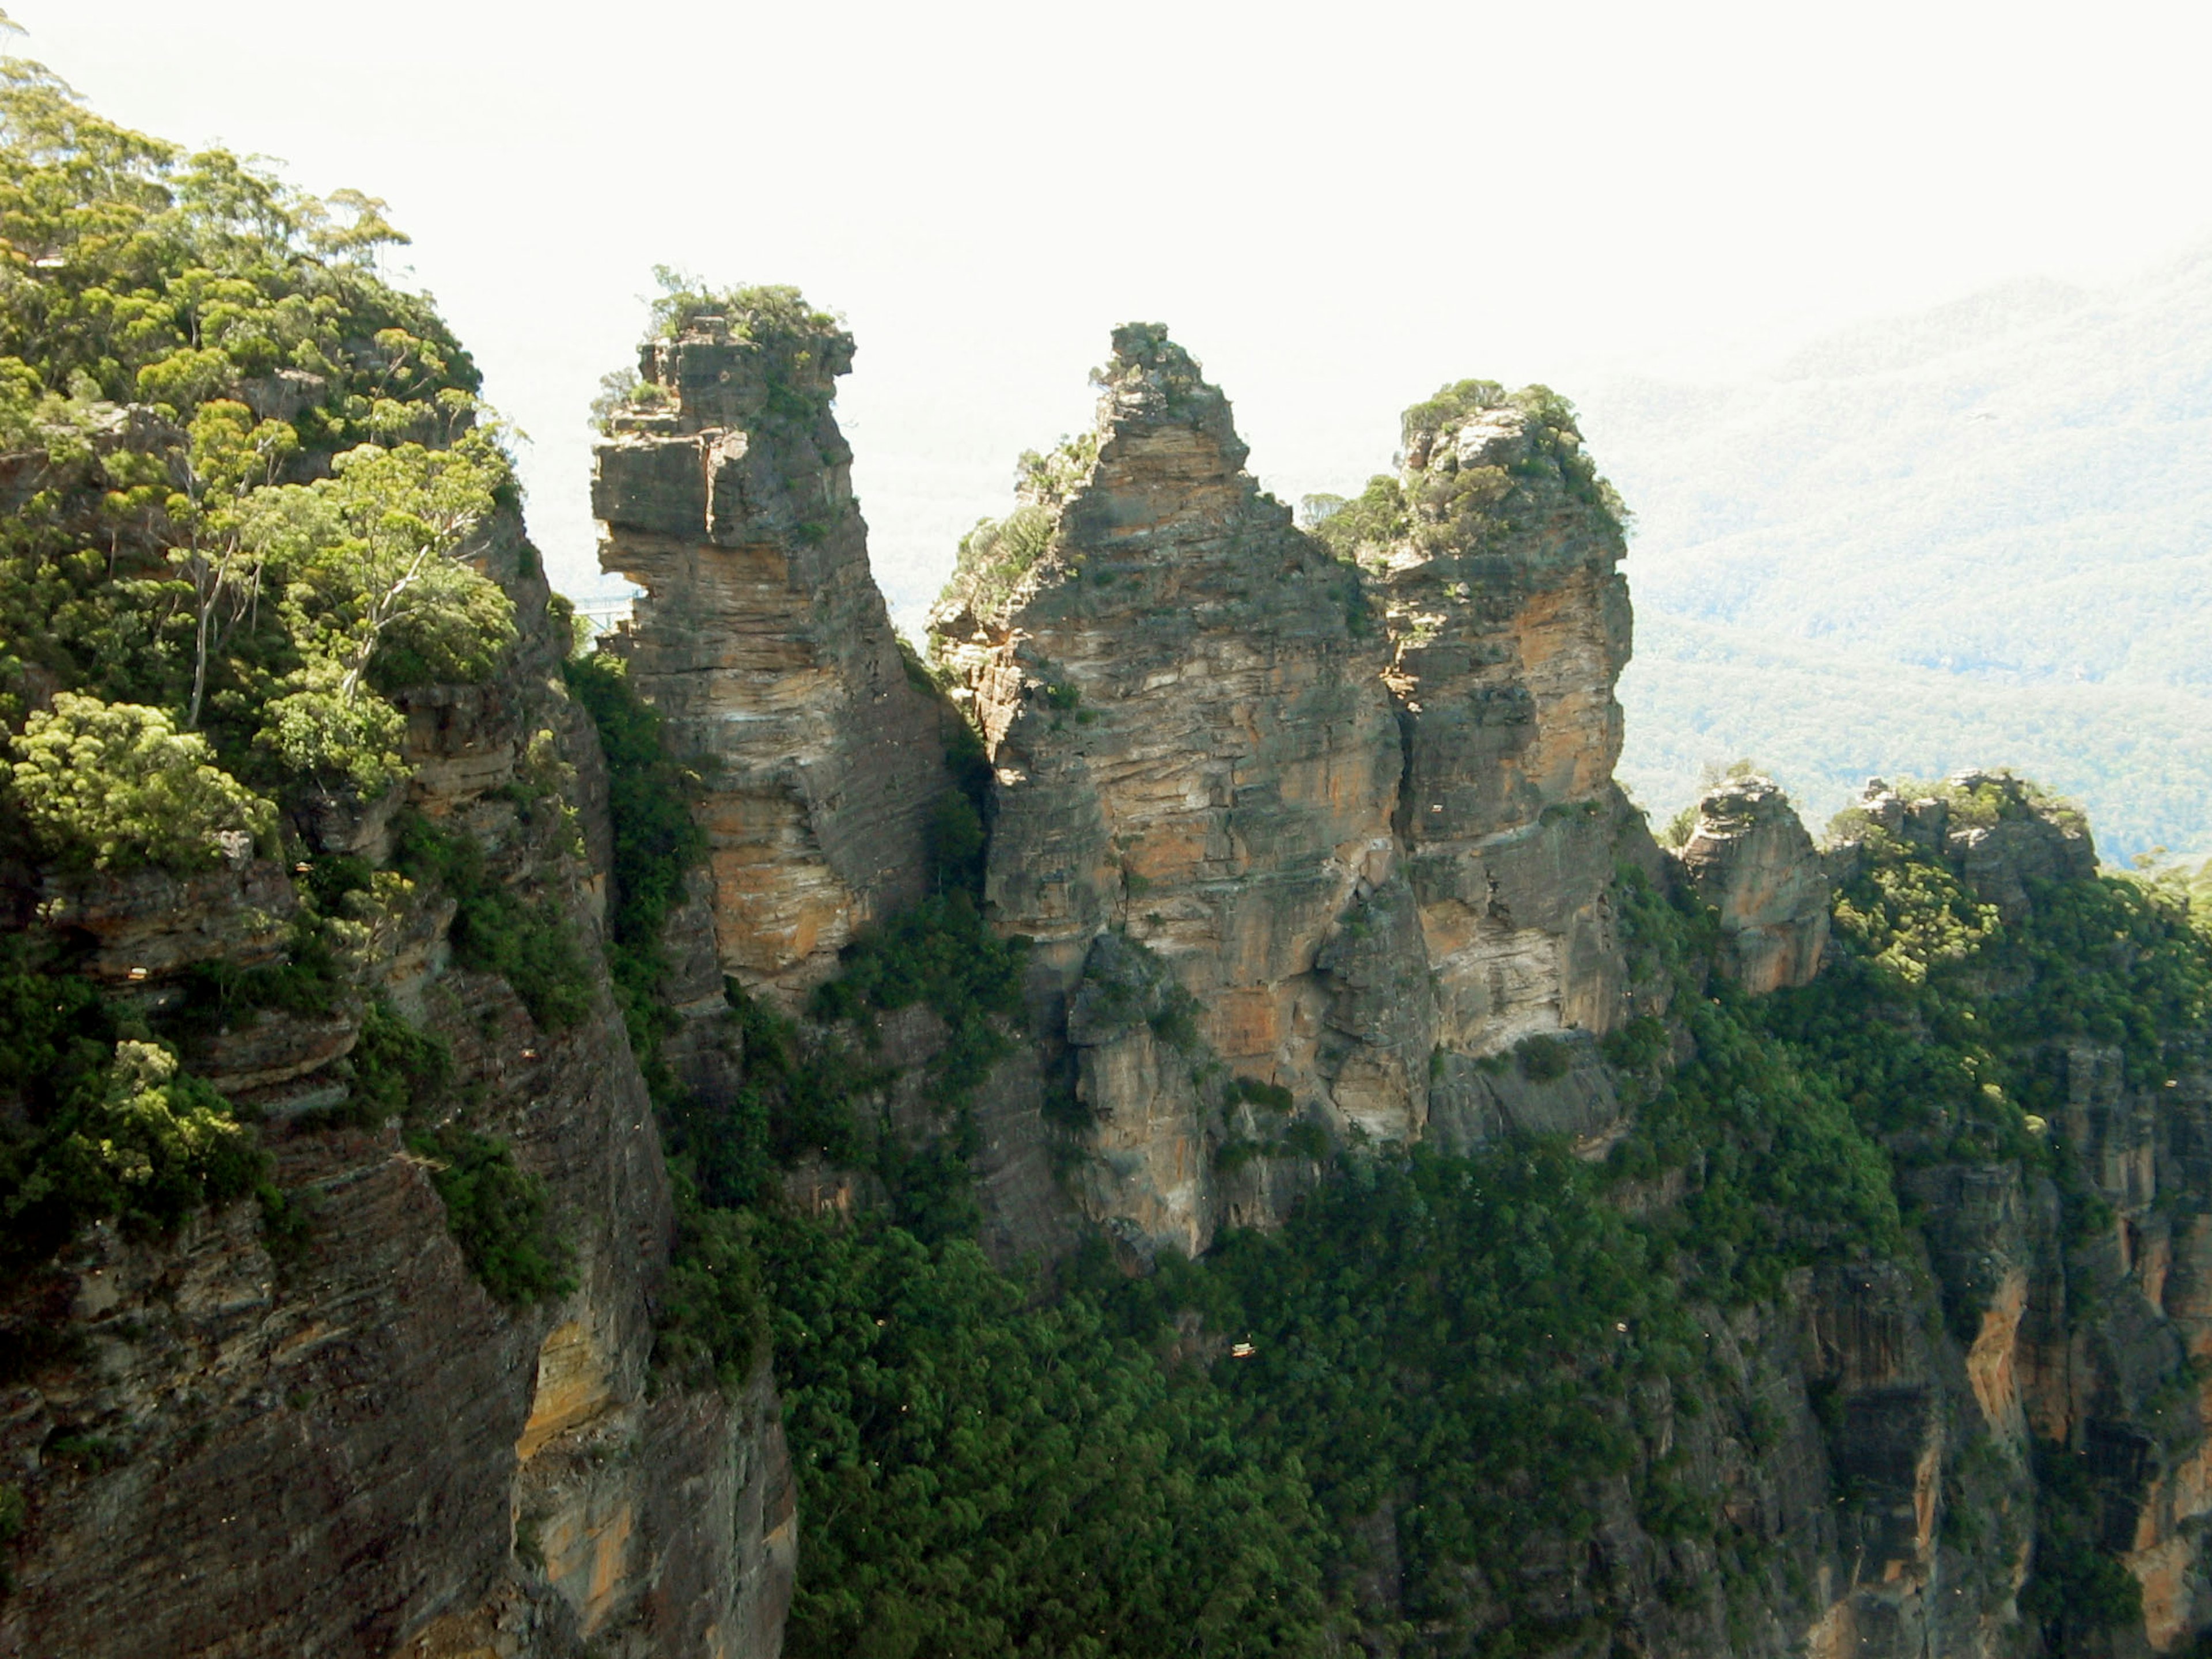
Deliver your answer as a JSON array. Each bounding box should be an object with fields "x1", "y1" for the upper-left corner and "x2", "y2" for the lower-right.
[
  {"x1": 593, "y1": 308, "x2": 951, "y2": 1006},
  {"x1": 0, "y1": 517, "x2": 790, "y2": 1659},
  {"x1": 21, "y1": 286, "x2": 2212, "y2": 1659},
  {"x1": 929, "y1": 331, "x2": 1639, "y2": 1254}
]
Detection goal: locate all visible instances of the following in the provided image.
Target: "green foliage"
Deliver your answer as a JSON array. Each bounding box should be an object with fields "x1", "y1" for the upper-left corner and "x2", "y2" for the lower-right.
[
  {"x1": 1226, "y1": 1077, "x2": 1294, "y2": 1113},
  {"x1": 0, "y1": 52, "x2": 512, "y2": 818},
  {"x1": 0, "y1": 1479, "x2": 22, "y2": 1548},
  {"x1": 1014, "y1": 431, "x2": 1097, "y2": 507},
  {"x1": 343, "y1": 1001, "x2": 452, "y2": 1127},
  {"x1": 811, "y1": 893, "x2": 1029, "y2": 1110},
  {"x1": 8, "y1": 692, "x2": 273, "y2": 871},
  {"x1": 1092, "y1": 1142, "x2": 1707, "y2": 1632},
  {"x1": 1398, "y1": 380, "x2": 1627, "y2": 539},
  {"x1": 562, "y1": 651, "x2": 706, "y2": 1066},
  {"x1": 925, "y1": 789, "x2": 986, "y2": 896},
  {"x1": 392, "y1": 810, "x2": 590, "y2": 1032},
  {"x1": 0, "y1": 60, "x2": 465, "y2": 437},
  {"x1": 1604, "y1": 870, "x2": 1906, "y2": 1301},
  {"x1": 654, "y1": 1180, "x2": 770, "y2": 1391},
  {"x1": 1, "y1": 1036, "x2": 263, "y2": 1267},
  {"x1": 1308, "y1": 475, "x2": 1407, "y2": 563},
  {"x1": 1762, "y1": 810, "x2": 2211, "y2": 1157},
  {"x1": 1600, "y1": 1014, "x2": 1669, "y2": 1074},
  {"x1": 761, "y1": 1211, "x2": 1330, "y2": 1658},
  {"x1": 0, "y1": 934, "x2": 284, "y2": 1272},
  {"x1": 586, "y1": 365, "x2": 672, "y2": 434},
  {"x1": 2018, "y1": 1440, "x2": 2143, "y2": 1643},
  {"x1": 1830, "y1": 829, "x2": 2000, "y2": 985},
  {"x1": 940, "y1": 427, "x2": 1105, "y2": 619},
  {"x1": 1513, "y1": 1032, "x2": 1571, "y2": 1081},
  {"x1": 407, "y1": 1124, "x2": 574, "y2": 1305},
  {"x1": 952, "y1": 504, "x2": 1058, "y2": 611},
  {"x1": 644, "y1": 270, "x2": 848, "y2": 428}
]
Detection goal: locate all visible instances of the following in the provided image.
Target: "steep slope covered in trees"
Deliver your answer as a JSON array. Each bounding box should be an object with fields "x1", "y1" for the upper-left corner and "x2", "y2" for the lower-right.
[
  {"x1": 0, "y1": 61, "x2": 787, "y2": 1657},
  {"x1": 10, "y1": 59, "x2": 2212, "y2": 1659}
]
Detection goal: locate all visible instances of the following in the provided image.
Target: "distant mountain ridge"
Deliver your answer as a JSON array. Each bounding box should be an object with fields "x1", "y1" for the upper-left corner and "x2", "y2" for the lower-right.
[{"x1": 1582, "y1": 241, "x2": 2212, "y2": 856}]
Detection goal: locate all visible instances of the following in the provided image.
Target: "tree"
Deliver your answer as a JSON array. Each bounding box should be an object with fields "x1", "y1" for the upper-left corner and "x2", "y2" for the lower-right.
[
  {"x1": 167, "y1": 397, "x2": 297, "y2": 728},
  {"x1": 8, "y1": 691, "x2": 273, "y2": 872},
  {"x1": 263, "y1": 429, "x2": 512, "y2": 699}
]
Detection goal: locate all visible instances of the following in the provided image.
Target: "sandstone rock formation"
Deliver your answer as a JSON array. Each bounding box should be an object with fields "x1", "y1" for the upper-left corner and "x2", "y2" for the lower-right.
[
  {"x1": 930, "y1": 331, "x2": 1643, "y2": 1254},
  {"x1": 1676, "y1": 775, "x2": 1831, "y2": 991},
  {"x1": 594, "y1": 301, "x2": 952, "y2": 1005},
  {"x1": 0, "y1": 514, "x2": 789, "y2": 1659}
]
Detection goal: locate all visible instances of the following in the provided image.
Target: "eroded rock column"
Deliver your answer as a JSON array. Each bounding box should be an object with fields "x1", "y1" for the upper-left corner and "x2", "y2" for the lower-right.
[{"x1": 594, "y1": 300, "x2": 950, "y2": 1003}]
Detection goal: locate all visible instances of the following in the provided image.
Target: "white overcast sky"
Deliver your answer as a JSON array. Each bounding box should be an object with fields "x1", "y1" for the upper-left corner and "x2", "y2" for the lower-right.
[{"x1": 21, "y1": 1, "x2": 2212, "y2": 624}]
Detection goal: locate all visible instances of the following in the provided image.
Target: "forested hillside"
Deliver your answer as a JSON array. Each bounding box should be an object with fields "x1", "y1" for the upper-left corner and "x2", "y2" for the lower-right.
[
  {"x1": 9, "y1": 49, "x2": 2212, "y2": 1659},
  {"x1": 1582, "y1": 255, "x2": 2212, "y2": 858}
]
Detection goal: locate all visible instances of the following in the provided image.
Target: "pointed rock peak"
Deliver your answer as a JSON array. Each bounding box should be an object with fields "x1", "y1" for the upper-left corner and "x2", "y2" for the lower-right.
[
  {"x1": 930, "y1": 324, "x2": 1280, "y2": 637},
  {"x1": 1090, "y1": 321, "x2": 1247, "y2": 473}
]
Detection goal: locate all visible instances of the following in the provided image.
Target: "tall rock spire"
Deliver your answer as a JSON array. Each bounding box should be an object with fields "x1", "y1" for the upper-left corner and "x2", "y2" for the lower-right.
[
  {"x1": 593, "y1": 290, "x2": 951, "y2": 1002},
  {"x1": 1358, "y1": 383, "x2": 1637, "y2": 1078},
  {"x1": 934, "y1": 336, "x2": 1648, "y2": 1256}
]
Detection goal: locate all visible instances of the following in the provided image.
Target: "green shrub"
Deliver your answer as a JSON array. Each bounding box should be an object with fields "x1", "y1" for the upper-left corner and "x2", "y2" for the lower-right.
[
  {"x1": 1309, "y1": 474, "x2": 1408, "y2": 563},
  {"x1": 952, "y1": 505, "x2": 1057, "y2": 610},
  {"x1": 9, "y1": 694, "x2": 274, "y2": 873},
  {"x1": 1514, "y1": 1032, "x2": 1572, "y2": 1082},
  {"x1": 393, "y1": 810, "x2": 590, "y2": 1031},
  {"x1": 2019, "y1": 1440, "x2": 2143, "y2": 1642},
  {"x1": 3, "y1": 1040, "x2": 264, "y2": 1260},
  {"x1": 1227, "y1": 1076, "x2": 1295, "y2": 1113},
  {"x1": 1600, "y1": 1016, "x2": 1668, "y2": 1075},
  {"x1": 924, "y1": 790, "x2": 984, "y2": 896},
  {"x1": 408, "y1": 1124, "x2": 573, "y2": 1305},
  {"x1": 810, "y1": 893, "x2": 1028, "y2": 1111},
  {"x1": 652, "y1": 1179, "x2": 770, "y2": 1391},
  {"x1": 759, "y1": 1213, "x2": 1328, "y2": 1658},
  {"x1": 344, "y1": 1002, "x2": 452, "y2": 1126}
]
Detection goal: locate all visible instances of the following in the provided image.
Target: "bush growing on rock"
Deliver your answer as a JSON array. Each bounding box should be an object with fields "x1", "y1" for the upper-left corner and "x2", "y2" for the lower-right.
[{"x1": 8, "y1": 692, "x2": 273, "y2": 872}]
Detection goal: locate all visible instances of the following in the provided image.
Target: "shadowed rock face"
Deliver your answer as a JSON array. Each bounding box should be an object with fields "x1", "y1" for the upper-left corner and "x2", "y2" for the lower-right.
[
  {"x1": 0, "y1": 515, "x2": 790, "y2": 1659},
  {"x1": 1677, "y1": 775, "x2": 1832, "y2": 991},
  {"x1": 929, "y1": 329, "x2": 1645, "y2": 1254},
  {"x1": 594, "y1": 306, "x2": 950, "y2": 1005}
]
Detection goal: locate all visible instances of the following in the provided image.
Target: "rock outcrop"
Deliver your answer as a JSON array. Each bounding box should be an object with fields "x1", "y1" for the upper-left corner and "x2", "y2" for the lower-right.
[
  {"x1": 1374, "y1": 385, "x2": 1637, "y2": 1051},
  {"x1": 1676, "y1": 775, "x2": 1831, "y2": 991},
  {"x1": 929, "y1": 332, "x2": 1642, "y2": 1254},
  {"x1": 0, "y1": 516, "x2": 789, "y2": 1659},
  {"x1": 594, "y1": 302, "x2": 952, "y2": 1005}
]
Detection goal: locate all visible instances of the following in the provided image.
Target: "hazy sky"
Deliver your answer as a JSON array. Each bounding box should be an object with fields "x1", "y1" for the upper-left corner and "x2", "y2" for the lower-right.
[{"x1": 21, "y1": 1, "x2": 2212, "y2": 626}]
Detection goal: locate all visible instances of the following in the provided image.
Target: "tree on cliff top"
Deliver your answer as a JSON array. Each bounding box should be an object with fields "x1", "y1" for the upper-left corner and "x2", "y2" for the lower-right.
[{"x1": 0, "y1": 41, "x2": 517, "y2": 816}]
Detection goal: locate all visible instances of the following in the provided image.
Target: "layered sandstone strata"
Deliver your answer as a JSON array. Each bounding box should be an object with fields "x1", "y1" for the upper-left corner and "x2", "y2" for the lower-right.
[
  {"x1": 930, "y1": 331, "x2": 1642, "y2": 1252},
  {"x1": 594, "y1": 304, "x2": 950, "y2": 1003},
  {"x1": 0, "y1": 515, "x2": 787, "y2": 1659}
]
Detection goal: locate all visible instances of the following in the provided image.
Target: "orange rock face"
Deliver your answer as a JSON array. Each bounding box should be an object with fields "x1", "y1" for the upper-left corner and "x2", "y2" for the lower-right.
[
  {"x1": 929, "y1": 332, "x2": 1643, "y2": 1254},
  {"x1": 594, "y1": 310, "x2": 953, "y2": 1006}
]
